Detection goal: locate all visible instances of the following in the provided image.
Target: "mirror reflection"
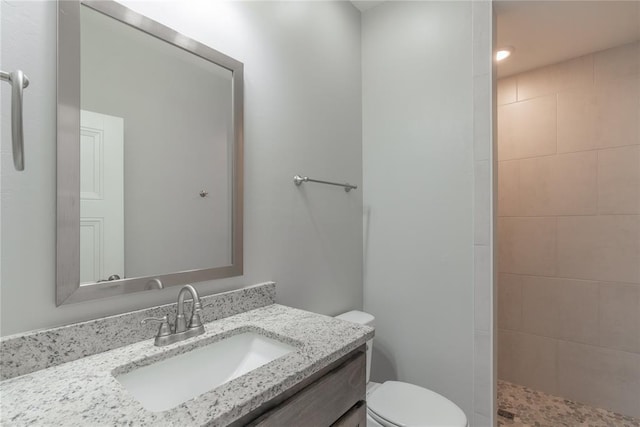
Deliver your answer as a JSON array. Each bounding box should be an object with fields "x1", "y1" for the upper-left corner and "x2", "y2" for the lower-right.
[{"x1": 79, "y1": 5, "x2": 233, "y2": 284}]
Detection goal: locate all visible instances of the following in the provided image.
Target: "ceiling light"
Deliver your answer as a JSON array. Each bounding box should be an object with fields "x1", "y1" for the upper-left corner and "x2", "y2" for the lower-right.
[{"x1": 496, "y1": 47, "x2": 514, "y2": 62}]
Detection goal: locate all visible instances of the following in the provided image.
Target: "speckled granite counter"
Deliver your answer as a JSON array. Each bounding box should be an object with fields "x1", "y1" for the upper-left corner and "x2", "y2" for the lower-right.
[
  {"x1": 1, "y1": 283, "x2": 276, "y2": 381},
  {"x1": 0, "y1": 304, "x2": 373, "y2": 426}
]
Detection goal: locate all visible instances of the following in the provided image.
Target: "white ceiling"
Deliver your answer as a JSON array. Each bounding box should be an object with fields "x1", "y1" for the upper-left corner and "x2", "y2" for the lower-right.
[{"x1": 496, "y1": 1, "x2": 640, "y2": 77}]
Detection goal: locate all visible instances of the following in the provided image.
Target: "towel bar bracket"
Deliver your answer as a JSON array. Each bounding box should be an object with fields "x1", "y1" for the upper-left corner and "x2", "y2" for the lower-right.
[{"x1": 0, "y1": 71, "x2": 30, "y2": 88}]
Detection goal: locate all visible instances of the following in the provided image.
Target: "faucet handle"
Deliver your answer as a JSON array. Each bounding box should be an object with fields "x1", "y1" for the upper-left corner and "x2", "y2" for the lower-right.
[{"x1": 141, "y1": 315, "x2": 172, "y2": 337}]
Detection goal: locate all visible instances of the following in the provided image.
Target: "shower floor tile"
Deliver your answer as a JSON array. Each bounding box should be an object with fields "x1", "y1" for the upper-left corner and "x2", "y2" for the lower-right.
[{"x1": 497, "y1": 380, "x2": 640, "y2": 427}]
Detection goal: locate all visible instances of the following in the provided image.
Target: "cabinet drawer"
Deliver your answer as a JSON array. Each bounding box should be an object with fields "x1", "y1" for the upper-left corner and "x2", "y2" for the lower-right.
[
  {"x1": 247, "y1": 351, "x2": 366, "y2": 427},
  {"x1": 332, "y1": 401, "x2": 367, "y2": 427}
]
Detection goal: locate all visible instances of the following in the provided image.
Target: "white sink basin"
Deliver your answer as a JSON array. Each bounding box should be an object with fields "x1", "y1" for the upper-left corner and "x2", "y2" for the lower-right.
[{"x1": 115, "y1": 331, "x2": 296, "y2": 412}]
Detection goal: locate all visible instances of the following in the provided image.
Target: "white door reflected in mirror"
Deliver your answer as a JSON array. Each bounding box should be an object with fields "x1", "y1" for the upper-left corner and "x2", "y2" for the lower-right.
[{"x1": 80, "y1": 110, "x2": 124, "y2": 284}]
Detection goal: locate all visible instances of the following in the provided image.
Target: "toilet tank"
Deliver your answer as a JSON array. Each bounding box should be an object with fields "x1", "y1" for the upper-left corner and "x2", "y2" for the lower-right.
[{"x1": 335, "y1": 310, "x2": 375, "y2": 383}]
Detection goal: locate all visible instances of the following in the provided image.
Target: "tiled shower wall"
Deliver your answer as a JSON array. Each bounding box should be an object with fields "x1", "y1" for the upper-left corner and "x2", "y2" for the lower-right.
[{"x1": 497, "y1": 41, "x2": 640, "y2": 418}]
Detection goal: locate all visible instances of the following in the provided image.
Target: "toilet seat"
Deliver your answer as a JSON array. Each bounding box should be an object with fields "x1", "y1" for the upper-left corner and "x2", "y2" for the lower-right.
[{"x1": 367, "y1": 381, "x2": 468, "y2": 427}]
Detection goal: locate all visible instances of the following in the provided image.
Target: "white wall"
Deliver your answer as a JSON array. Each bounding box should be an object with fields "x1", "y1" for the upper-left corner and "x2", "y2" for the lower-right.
[
  {"x1": 0, "y1": 0, "x2": 363, "y2": 336},
  {"x1": 362, "y1": 0, "x2": 475, "y2": 420}
]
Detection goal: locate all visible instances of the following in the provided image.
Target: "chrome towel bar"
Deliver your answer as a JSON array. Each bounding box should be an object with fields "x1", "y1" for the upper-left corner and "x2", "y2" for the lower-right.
[
  {"x1": 293, "y1": 174, "x2": 357, "y2": 192},
  {"x1": 1, "y1": 69, "x2": 30, "y2": 171}
]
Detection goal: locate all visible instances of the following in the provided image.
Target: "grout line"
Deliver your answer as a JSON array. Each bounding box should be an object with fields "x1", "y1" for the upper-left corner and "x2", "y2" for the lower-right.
[
  {"x1": 496, "y1": 272, "x2": 640, "y2": 287},
  {"x1": 497, "y1": 143, "x2": 640, "y2": 162},
  {"x1": 596, "y1": 283, "x2": 602, "y2": 349},
  {"x1": 497, "y1": 328, "x2": 640, "y2": 357},
  {"x1": 506, "y1": 84, "x2": 586, "y2": 104},
  {"x1": 515, "y1": 158, "x2": 521, "y2": 217},
  {"x1": 497, "y1": 213, "x2": 639, "y2": 218},
  {"x1": 554, "y1": 328, "x2": 559, "y2": 393},
  {"x1": 591, "y1": 51, "x2": 595, "y2": 86},
  {"x1": 553, "y1": 215, "x2": 558, "y2": 278},
  {"x1": 555, "y1": 92, "x2": 559, "y2": 156},
  {"x1": 596, "y1": 149, "x2": 600, "y2": 215}
]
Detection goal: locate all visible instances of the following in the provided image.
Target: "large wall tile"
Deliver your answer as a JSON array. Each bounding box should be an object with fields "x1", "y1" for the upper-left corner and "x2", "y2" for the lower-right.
[
  {"x1": 518, "y1": 152, "x2": 597, "y2": 216},
  {"x1": 474, "y1": 245, "x2": 491, "y2": 332},
  {"x1": 599, "y1": 282, "x2": 640, "y2": 354},
  {"x1": 557, "y1": 216, "x2": 640, "y2": 284},
  {"x1": 473, "y1": 413, "x2": 491, "y2": 427},
  {"x1": 517, "y1": 55, "x2": 593, "y2": 101},
  {"x1": 498, "y1": 217, "x2": 556, "y2": 276},
  {"x1": 497, "y1": 77, "x2": 517, "y2": 106},
  {"x1": 558, "y1": 77, "x2": 640, "y2": 153},
  {"x1": 497, "y1": 330, "x2": 514, "y2": 381},
  {"x1": 594, "y1": 41, "x2": 640, "y2": 84},
  {"x1": 498, "y1": 273, "x2": 522, "y2": 331},
  {"x1": 551, "y1": 151, "x2": 598, "y2": 215},
  {"x1": 556, "y1": 278, "x2": 599, "y2": 345},
  {"x1": 498, "y1": 329, "x2": 558, "y2": 394},
  {"x1": 521, "y1": 275, "x2": 560, "y2": 338},
  {"x1": 474, "y1": 332, "x2": 492, "y2": 417},
  {"x1": 557, "y1": 341, "x2": 640, "y2": 418},
  {"x1": 472, "y1": 0, "x2": 491, "y2": 77},
  {"x1": 474, "y1": 161, "x2": 491, "y2": 245},
  {"x1": 598, "y1": 145, "x2": 640, "y2": 214},
  {"x1": 498, "y1": 160, "x2": 519, "y2": 217},
  {"x1": 497, "y1": 107, "x2": 516, "y2": 160},
  {"x1": 474, "y1": 75, "x2": 492, "y2": 162},
  {"x1": 518, "y1": 156, "x2": 555, "y2": 216},
  {"x1": 498, "y1": 95, "x2": 556, "y2": 161},
  {"x1": 520, "y1": 275, "x2": 599, "y2": 344}
]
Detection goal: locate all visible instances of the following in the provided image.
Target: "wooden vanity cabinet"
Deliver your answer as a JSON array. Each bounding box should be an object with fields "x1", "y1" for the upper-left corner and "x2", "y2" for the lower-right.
[
  {"x1": 331, "y1": 401, "x2": 367, "y2": 427},
  {"x1": 233, "y1": 345, "x2": 367, "y2": 427}
]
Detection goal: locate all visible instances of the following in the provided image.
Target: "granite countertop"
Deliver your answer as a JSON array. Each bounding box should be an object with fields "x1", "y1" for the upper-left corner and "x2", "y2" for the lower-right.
[{"x1": 0, "y1": 304, "x2": 373, "y2": 427}]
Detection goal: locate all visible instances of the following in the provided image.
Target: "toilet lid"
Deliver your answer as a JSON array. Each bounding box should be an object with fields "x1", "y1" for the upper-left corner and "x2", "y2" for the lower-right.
[{"x1": 368, "y1": 381, "x2": 467, "y2": 427}]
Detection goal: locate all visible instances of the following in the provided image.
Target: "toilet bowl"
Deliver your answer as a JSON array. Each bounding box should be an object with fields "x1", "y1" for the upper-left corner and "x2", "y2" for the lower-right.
[{"x1": 336, "y1": 311, "x2": 468, "y2": 427}]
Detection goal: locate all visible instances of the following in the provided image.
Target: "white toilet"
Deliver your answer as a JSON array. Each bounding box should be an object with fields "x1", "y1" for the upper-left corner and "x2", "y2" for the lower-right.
[{"x1": 336, "y1": 311, "x2": 468, "y2": 427}]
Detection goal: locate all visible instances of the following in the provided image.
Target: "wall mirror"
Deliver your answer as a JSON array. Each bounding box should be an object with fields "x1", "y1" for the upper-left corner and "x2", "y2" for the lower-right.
[{"x1": 57, "y1": 0, "x2": 243, "y2": 305}]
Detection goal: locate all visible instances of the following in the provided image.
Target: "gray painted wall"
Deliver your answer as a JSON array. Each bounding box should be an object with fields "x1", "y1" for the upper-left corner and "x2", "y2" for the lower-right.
[
  {"x1": 0, "y1": 0, "x2": 363, "y2": 336},
  {"x1": 362, "y1": 0, "x2": 475, "y2": 419}
]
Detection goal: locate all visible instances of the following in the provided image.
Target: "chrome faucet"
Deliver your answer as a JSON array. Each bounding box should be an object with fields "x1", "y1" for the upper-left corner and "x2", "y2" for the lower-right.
[
  {"x1": 142, "y1": 284, "x2": 206, "y2": 346},
  {"x1": 175, "y1": 284, "x2": 205, "y2": 334}
]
